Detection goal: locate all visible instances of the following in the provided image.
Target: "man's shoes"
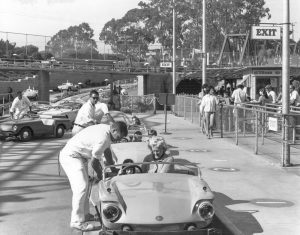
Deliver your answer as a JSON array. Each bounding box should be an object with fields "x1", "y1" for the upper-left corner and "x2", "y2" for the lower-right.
[{"x1": 71, "y1": 222, "x2": 97, "y2": 231}]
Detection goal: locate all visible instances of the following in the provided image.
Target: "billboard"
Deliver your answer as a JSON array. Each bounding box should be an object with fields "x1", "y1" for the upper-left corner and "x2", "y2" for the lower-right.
[{"x1": 251, "y1": 26, "x2": 281, "y2": 40}]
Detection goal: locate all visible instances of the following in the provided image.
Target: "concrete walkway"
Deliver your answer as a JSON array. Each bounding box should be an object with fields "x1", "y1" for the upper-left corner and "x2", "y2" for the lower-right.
[
  {"x1": 1, "y1": 111, "x2": 299, "y2": 235},
  {"x1": 139, "y1": 111, "x2": 300, "y2": 235}
]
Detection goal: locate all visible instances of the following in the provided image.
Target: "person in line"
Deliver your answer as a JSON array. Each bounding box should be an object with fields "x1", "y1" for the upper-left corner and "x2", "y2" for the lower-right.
[
  {"x1": 231, "y1": 84, "x2": 247, "y2": 132},
  {"x1": 197, "y1": 83, "x2": 209, "y2": 134},
  {"x1": 265, "y1": 85, "x2": 277, "y2": 104},
  {"x1": 200, "y1": 86, "x2": 219, "y2": 139},
  {"x1": 290, "y1": 85, "x2": 300, "y2": 106},
  {"x1": 60, "y1": 121, "x2": 128, "y2": 232},
  {"x1": 142, "y1": 136, "x2": 174, "y2": 173},
  {"x1": 250, "y1": 88, "x2": 269, "y2": 106},
  {"x1": 276, "y1": 85, "x2": 282, "y2": 104},
  {"x1": 9, "y1": 91, "x2": 32, "y2": 119}
]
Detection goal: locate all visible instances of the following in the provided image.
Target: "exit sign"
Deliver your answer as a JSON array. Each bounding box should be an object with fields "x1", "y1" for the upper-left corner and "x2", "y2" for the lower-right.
[
  {"x1": 160, "y1": 62, "x2": 172, "y2": 68},
  {"x1": 251, "y1": 26, "x2": 281, "y2": 40}
]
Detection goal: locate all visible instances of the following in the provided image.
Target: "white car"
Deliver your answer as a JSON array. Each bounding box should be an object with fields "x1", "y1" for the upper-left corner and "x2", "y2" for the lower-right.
[{"x1": 57, "y1": 81, "x2": 78, "y2": 91}]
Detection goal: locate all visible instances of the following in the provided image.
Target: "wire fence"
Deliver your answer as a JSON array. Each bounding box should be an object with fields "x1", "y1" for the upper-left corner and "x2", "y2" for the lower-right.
[{"x1": 174, "y1": 95, "x2": 300, "y2": 165}]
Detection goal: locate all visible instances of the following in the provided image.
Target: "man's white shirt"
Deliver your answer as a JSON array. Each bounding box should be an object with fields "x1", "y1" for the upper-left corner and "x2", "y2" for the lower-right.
[
  {"x1": 95, "y1": 102, "x2": 109, "y2": 123},
  {"x1": 74, "y1": 100, "x2": 96, "y2": 126},
  {"x1": 62, "y1": 124, "x2": 112, "y2": 160},
  {"x1": 10, "y1": 96, "x2": 31, "y2": 117}
]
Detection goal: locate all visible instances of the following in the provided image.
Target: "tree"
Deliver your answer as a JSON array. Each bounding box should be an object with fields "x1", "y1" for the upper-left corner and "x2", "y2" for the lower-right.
[
  {"x1": 100, "y1": 0, "x2": 270, "y2": 59},
  {"x1": 0, "y1": 39, "x2": 16, "y2": 57},
  {"x1": 47, "y1": 22, "x2": 98, "y2": 59}
]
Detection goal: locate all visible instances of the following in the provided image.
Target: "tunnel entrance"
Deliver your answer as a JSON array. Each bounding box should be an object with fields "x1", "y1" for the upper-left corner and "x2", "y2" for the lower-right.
[{"x1": 176, "y1": 78, "x2": 202, "y2": 95}]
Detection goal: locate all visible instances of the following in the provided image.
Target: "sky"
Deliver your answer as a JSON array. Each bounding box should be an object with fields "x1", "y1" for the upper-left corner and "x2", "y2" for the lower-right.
[{"x1": 0, "y1": 0, "x2": 299, "y2": 50}]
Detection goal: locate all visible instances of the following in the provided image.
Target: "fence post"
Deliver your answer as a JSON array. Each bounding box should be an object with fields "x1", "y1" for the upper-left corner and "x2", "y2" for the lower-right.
[
  {"x1": 153, "y1": 96, "x2": 156, "y2": 115},
  {"x1": 191, "y1": 99, "x2": 193, "y2": 123},
  {"x1": 243, "y1": 109, "x2": 246, "y2": 136},
  {"x1": 235, "y1": 106, "x2": 238, "y2": 145},
  {"x1": 255, "y1": 111, "x2": 258, "y2": 154},
  {"x1": 2, "y1": 97, "x2": 4, "y2": 116},
  {"x1": 184, "y1": 96, "x2": 186, "y2": 120},
  {"x1": 131, "y1": 96, "x2": 133, "y2": 112},
  {"x1": 261, "y1": 111, "x2": 265, "y2": 145},
  {"x1": 220, "y1": 104, "x2": 223, "y2": 138}
]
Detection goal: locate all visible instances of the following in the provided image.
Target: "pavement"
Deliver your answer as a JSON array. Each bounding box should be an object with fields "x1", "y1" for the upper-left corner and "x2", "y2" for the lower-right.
[{"x1": 0, "y1": 111, "x2": 300, "y2": 235}]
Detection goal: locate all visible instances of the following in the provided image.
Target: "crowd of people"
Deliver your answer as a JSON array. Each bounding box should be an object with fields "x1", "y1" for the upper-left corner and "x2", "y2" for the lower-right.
[{"x1": 197, "y1": 81, "x2": 300, "y2": 139}]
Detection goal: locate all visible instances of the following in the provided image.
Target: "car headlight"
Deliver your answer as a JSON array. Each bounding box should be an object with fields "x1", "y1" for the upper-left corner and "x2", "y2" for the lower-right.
[
  {"x1": 197, "y1": 201, "x2": 214, "y2": 220},
  {"x1": 12, "y1": 125, "x2": 18, "y2": 131},
  {"x1": 102, "y1": 203, "x2": 122, "y2": 222}
]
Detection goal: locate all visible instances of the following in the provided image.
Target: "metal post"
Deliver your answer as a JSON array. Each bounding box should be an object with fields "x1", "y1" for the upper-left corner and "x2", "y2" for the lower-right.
[
  {"x1": 235, "y1": 107, "x2": 238, "y2": 145},
  {"x1": 255, "y1": 111, "x2": 258, "y2": 154},
  {"x1": 202, "y1": 0, "x2": 207, "y2": 85},
  {"x1": 243, "y1": 109, "x2": 246, "y2": 136},
  {"x1": 220, "y1": 104, "x2": 223, "y2": 138},
  {"x1": 172, "y1": 0, "x2": 176, "y2": 94},
  {"x1": 191, "y1": 99, "x2": 193, "y2": 123},
  {"x1": 184, "y1": 96, "x2": 186, "y2": 120},
  {"x1": 91, "y1": 40, "x2": 93, "y2": 60},
  {"x1": 282, "y1": 0, "x2": 291, "y2": 166},
  {"x1": 25, "y1": 34, "x2": 28, "y2": 56}
]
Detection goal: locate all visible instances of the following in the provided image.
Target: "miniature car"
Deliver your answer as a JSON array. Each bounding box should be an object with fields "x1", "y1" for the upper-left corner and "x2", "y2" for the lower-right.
[
  {"x1": 57, "y1": 81, "x2": 78, "y2": 91},
  {"x1": 102, "y1": 111, "x2": 149, "y2": 142},
  {"x1": 38, "y1": 100, "x2": 82, "y2": 124},
  {"x1": 98, "y1": 158, "x2": 216, "y2": 234},
  {"x1": 0, "y1": 113, "x2": 72, "y2": 141}
]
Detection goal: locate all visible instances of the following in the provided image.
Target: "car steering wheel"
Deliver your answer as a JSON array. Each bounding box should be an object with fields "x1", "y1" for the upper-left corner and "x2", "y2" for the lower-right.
[{"x1": 118, "y1": 165, "x2": 142, "y2": 175}]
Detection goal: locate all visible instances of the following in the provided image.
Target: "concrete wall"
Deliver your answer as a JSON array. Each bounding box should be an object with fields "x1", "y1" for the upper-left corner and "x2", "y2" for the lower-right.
[{"x1": 0, "y1": 78, "x2": 37, "y2": 95}]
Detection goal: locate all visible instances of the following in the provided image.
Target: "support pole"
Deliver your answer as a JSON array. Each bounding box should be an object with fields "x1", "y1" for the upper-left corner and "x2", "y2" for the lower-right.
[
  {"x1": 202, "y1": 0, "x2": 207, "y2": 85},
  {"x1": 172, "y1": 0, "x2": 176, "y2": 94},
  {"x1": 282, "y1": 0, "x2": 291, "y2": 166}
]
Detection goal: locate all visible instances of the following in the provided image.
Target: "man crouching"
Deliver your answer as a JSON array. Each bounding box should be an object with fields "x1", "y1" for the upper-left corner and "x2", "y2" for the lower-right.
[{"x1": 59, "y1": 121, "x2": 128, "y2": 231}]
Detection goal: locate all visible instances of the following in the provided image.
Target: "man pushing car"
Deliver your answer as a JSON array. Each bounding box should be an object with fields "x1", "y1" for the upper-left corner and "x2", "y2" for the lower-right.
[
  {"x1": 10, "y1": 91, "x2": 32, "y2": 119},
  {"x1": 59, "y1": 121, "x2": 128, "y2": 232}
]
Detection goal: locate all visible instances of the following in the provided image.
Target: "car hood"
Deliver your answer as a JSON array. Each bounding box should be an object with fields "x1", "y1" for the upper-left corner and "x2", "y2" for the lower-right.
[{"x1": 104, "y1": 173, "x2": 213, "y2": 224}]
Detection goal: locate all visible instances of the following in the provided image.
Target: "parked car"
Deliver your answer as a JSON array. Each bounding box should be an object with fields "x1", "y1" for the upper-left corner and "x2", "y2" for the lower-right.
[
  {"x1": 97, "y1": 142, "x2": 216, "y2": 233},
  {"x1": 57, "y1": 81, "x2": 78, "y2": 91},
  {"x1": 37, "y1": 100, "x2": 83, "y2": 124},
  {"x1": 0, "y1": 113, "x2": 72, "y2": 141}
]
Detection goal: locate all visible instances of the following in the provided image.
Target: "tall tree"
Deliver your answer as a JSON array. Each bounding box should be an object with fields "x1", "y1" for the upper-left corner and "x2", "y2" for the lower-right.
[
  {"x1": 0, "y1": 39, "x2": 16, "y2": 57},
  {"x1": 47, "y1": 23, "x2": 97, "y2": 59},
  {"x1": 100, "y1": 0, "x2": 270, "y2": 60}
]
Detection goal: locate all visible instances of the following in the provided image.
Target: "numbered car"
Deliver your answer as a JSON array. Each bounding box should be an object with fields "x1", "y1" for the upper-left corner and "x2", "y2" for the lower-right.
[
  {"x1": 97, "y1": 143, "x2": 217, "y2": 234},
  {"x1": 0, "y1": 113, "x2": 72, "y2": 141}
]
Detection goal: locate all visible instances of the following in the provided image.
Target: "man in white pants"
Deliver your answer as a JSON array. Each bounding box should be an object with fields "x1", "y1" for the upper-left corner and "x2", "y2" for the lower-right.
[
  {"x1": 10, "y1": 91, "x2": 32, "y2": 119},
  {"x1": 60, "y1": 121, "x2": 128, "y2": 231}
]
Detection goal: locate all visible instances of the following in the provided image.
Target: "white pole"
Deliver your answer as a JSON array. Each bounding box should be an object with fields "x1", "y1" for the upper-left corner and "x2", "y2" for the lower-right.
[
  {"x1": 172, "y1": 0, "x2": 176, "y2": 94},
  {"x1": 282, "y1": 0, "x2": 290, "y2": 166},
  {"x1": 202, "y1": 0, "x2": 206, "y2": 85}
]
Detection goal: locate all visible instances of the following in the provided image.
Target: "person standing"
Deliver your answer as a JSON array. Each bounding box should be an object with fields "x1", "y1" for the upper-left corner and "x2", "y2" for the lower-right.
[
  {"x1": 72, "y1": 90, "x2": 100, "y2": 136},
  {"x1": 265, "y1": 85, "x2": 277, "y2": 104},
  {"x1": 9, "y1": 91, "x2": 32, "y2": 119},
  {"x1": 60, "y1": 121, "x2": 128, "y2": 231},
  {"x1": 290, "y1": 85, "x2": 300, "y2": 106},
  {"x1": 231, "y1": 84, "x2": 247, "y2": 132},
  {"x1": 197, "y1": 83, "x2": 209, "y2": 134},
  {"x1": 200, "y1": 86, "x2": 219, "y2": 139}
]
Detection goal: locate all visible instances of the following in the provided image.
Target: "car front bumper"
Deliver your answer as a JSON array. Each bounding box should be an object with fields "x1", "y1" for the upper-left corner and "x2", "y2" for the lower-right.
[{"x1": 99, "y1": 228, "x2": 221, "y2": 235}]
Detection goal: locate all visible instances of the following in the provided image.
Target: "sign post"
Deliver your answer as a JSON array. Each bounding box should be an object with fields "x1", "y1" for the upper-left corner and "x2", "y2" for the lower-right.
[{"x1": 158, "y1": 93, "x2": 175, "y2": 134}]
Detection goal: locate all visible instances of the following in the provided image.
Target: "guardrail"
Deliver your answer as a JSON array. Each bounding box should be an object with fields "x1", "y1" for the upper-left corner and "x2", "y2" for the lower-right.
[{"x1": 174, "y1": 95, "x2": 300, "y2": 166}]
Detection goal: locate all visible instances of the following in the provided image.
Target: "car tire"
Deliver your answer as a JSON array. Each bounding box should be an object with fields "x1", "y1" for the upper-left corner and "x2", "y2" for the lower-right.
[
  {"x1": 19, "y1": 127, "x2": 33, "y2": 141},
  {"x1": 55, "y1": 125, "x2": 65, "y2": 138}
]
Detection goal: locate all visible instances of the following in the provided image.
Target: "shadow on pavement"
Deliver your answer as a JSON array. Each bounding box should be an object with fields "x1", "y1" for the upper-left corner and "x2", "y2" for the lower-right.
[{"x1": 214, "y1": 192, "x2": 263, "y2": 235}]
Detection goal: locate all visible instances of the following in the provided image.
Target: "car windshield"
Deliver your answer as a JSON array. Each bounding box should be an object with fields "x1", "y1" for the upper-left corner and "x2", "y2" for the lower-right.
[{"x1": 103, "y1": 161, "x2": 200, "y2": 181}]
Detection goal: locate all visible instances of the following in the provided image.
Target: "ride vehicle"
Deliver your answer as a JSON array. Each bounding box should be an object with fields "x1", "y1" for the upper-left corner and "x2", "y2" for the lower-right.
[
  {"x1": 97, "y1": 143, "x2": 217, "y2": 234},
  {"x1": 38, "y1": 100, "x2": 82, "y2": 124},
  {"x1": 0, "y1": 112, "x2": 72, "y2": 141},
  {"x1": 57, "y1": 80, "x2": 78, "y2": 91},
  {"x1": 102, "y1": 111, "x2": 149, "y2": 142}
]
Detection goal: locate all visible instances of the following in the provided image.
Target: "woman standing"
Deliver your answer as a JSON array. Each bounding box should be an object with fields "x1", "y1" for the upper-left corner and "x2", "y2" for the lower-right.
[{"x1": 200, "y1": 86, "x2": 219, "y2": 139}]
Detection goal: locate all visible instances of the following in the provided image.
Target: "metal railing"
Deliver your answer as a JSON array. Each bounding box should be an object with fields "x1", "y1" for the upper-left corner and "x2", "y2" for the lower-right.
[{"x1": 174, "y1": 95, "x2": 300, "y2": 166}]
